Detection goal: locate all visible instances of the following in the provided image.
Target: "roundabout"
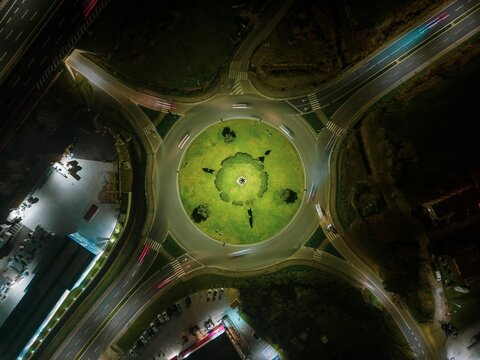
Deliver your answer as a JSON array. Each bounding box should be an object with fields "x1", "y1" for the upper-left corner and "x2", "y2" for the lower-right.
[{"x1": 178, "y1": 119, "x2": 304, "y2": 244}]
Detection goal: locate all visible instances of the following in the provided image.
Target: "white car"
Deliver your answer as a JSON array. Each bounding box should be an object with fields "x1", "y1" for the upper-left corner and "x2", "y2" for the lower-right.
[
  {"x1": 162, "y1": 311, "x2": 170, "y2": 321},
  {"x1": 157, "y1": 313, "x2": 165, "y2": 324}
]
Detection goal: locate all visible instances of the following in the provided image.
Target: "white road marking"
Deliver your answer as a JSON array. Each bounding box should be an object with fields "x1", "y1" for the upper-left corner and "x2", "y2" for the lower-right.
[
  {"x1": 21, "y1": 9, "x2": 28, "y2": 19},
  {"x1": 5, "y1": 29, "x2": 13, "y2": 39},
  {"x1": 104, "y1": 304, "x2": 109, "y2": 311},
  {"x1": 14, "y1": 7, "x2": 19, "y2": 14},
  {"x1": 94, "y1": 345, "x2": 100, "y2": 352},
  {"x1": 0, "y1": 51, "x2": 6, "y2": 62},
  {"x1": 114, "y1": 291, "x2": 120, "y2": 298},
  {"x1": 14, "y1": 30, "x2": 22, "y2": 41},
  {"x1": 57, "y1": 17, "x2": 65, "y2": 27},
  {"x1": 74, "y1": 339, "x2": 80, "y2": 345},
  {"x1": 455, "y1": 5, "x2": 464, "y2": 11},
  {"x1": 83, "y1": 327, "x2": 89, "y2": 334},
  {"x1": 30, "y1": 10, "x2": 37, "y2": 21},
  {"x1": 122, "y1": 281, "x2": 128, "y2": 288},
  {"x1": 7, "y1": 16, "x2": 12, "y2": 24}
]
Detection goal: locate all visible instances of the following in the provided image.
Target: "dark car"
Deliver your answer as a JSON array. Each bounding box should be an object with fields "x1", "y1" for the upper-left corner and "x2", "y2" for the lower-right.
[{"x1": 213, "y1": 290, "x2": 218, "y2": 301}]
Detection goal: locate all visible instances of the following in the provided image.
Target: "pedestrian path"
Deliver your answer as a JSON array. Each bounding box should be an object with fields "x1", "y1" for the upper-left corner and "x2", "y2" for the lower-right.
[
  {"x1": 142, "y1": 123, "x2": 157, "y2": 137},
  {"x1": 228, "y1": 62, "x2": 248, "y2": 80},
  {"x1": 230, "y1": 79, "x2": 243, "y2": 95},
  {"x1": 144, "y1": 237, "x2": 162, "y2": 252},
  {"x1": 307, "y1": 93, "x2": 321, "y2": 111},
  {"x1": 324, "y1": 121, "x2": 344, "y2": 136},
  {"x1": 171, "y1": 259, "x2": 186, "y2": 277}
]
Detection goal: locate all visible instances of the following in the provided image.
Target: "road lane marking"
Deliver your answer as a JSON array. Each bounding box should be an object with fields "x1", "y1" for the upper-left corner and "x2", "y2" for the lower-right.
[
  {"x1": 94, "y1": 313, "x2": 101, "y2": 321},
  {"x1": 21, "y1": 9, "x2": 28, "y2": 19},
  {"x1": 122, "y1": 281, "x2": 128, "y2": 288},
  {"x1": 94, "y1": 345, "x2": 99, "y2": 352},
  {"x1": 66, "y1": 351, "x2": 71, "y2": 357},
  {"x1": 75, "y1": 339, "x2": 80, "y2": 345},
  {"x1": 30, "y1": 10, "x2": 37, "y2": 21},
  {"x1": 0, "y1": 51, "x2": 6, "y2": 62},
  {"x1": 455, "y1": 5, "x2": 464, "y2": 11},
  {"x1": 42, "y1": 37, "x2": 50, "y2": 47},
  {"x1": 14, "y1": 30, "x2": 22, "y2": 41},
  {"x1": 12, "y1": 78, "x2": 20, "y2": 87},
  {"x1": 14, "y1": 7, "x2": 19, "y2": 14},
  {"x1": 57, "y1": 17, "x2": 65, "y2": 27},
  {"x1": 83, "y1": 327, "x2": 90, "y2": 334},
  {"x1": 6, "y1": 16, "x2": 12, "y2": 24},
  {"x1": 114, "y1": 291, "x2": 120, "y2": 298},
  {"x1": 5, "y1": 29, "x2": 13, "y2": 39},
  {"x1": 54, "y1": 34, "x2": 63, "y2": 45},
  {"x1": 39, "y1": 55, "x2": 47, "y2": 65},
  {"x1": 104, "y1": 304, "x2": 109, "y2": 311}
]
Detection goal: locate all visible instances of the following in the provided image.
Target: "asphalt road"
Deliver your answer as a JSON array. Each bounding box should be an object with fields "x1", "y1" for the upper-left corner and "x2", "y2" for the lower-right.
[{"x1": 50, "y1": 2, "x2": 480, "y2": 360}]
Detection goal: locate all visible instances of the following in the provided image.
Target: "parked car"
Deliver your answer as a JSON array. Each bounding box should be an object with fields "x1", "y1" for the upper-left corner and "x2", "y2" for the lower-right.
[
  {"x1": 219, "y1": 288, "x2": 224, "y2": 300},
  {"x1": 162, "y1": 311, "x2": 170, "y2": 321},
  {"x1": 157, "y1": 313, "x2": 165, "y2": 324},
  {"x1": 213, "y1": 289, "x2": 218, "y2": 301},
  {"x1": 150, "y1": 322, "x2": 159, "y2": 333},
  {"x1": 207, "y1": 289, "x2": 212, "y2": 301}
]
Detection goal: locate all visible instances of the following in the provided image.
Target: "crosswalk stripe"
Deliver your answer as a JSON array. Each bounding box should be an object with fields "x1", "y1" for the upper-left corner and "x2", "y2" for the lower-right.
[
  {"x1": 325, "y1": 121, "x2": 344, "y2": 136},
  {"x1": 171, "y1": 260, "x2": 185, "y2": 276},
  {"x1": 307, "y1": 94, "x2": 320, "y2": 110},
  {"x1": 230, "y1": 80, "x2": 243, "y2": 95},
  {"x1": 325, "y1": 231, "x2": 339, "y2": 242},
  {"x1": 144, "y1": 237, "x2": 162, "y2": 252}
]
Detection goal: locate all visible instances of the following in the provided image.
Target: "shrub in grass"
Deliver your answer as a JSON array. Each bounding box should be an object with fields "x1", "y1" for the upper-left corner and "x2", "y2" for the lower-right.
[
  {"x1": 278, "y1": 188, "x2": 298, "y2": 204},
  {"x1": 191, "y1": 204, "x2": 210, "y2": 222},
  {"x1": 220, "y1": 192, "x2": 230, "y2": 202}
]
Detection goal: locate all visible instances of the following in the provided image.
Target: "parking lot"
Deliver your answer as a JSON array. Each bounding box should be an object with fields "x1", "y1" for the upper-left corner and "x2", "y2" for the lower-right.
[{"x1": 130, "y1": 288, "x2": 236, "y2": 359}]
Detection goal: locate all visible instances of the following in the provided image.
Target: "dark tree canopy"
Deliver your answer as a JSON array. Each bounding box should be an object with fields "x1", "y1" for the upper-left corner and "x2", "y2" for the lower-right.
[
  {"x1": 191, "y1": 204, "x2": 210, "y2": 223},
  {"x1": 221, "y1": 127, "x2": 237, "y2": 143},
  {"x1": 279, "y1": 188, "x2": 298, "y2": 204}
]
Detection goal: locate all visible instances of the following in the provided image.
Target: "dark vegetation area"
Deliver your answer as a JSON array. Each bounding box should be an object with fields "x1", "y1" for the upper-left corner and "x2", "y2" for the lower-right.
[
  {"x1": 79, "y1": 0, "x2": 264, "y2": 93},
  {"x1": 239, "y1": 268, "x2": 411, "y2": 359},
  {"x1": 251, "y1": 0, "x2": 448, "y2": 96},
  {"x1": 337, "y1": 37, "x2": 480, "y2": 322}
]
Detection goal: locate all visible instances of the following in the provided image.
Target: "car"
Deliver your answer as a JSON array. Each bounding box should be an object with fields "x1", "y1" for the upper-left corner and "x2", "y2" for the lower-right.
[
  {"x1": 154, "y1": 318, "x2": 162, "y2": 327},
  {"x1": 253, "y1": 332, "x2": 260, "y2": 341},
  {"x1": 279, "y1": 124, "x2": 293, "y2": 138},
  {"x1": 144, "y1": 330, "x2": 152, "y2": 339},
  {"x1": 219, "y1": 288, "x2": 224, "y2": 300},
  {"x1": 157, "y1": 313, "x2": 165, "y2": 324},
  {"x1": 232, "y1": 103, "x2": 249, "y2": 109},
  {"x1": 207, "y1": 289, "x2": 212, "y2": 301},
  {"x1": 162, "y1": 311, "x2": 170, "y2": 321},
  {"x1": 326, "y1": 224, "x2": 338, "y2": 234},
  {"x1": 179, "y1": 133, "x2": 190, "y2": 149},
  {"x1": 139, "y1": 335, "x2": 147, "y2": 344},
  {"x1": 229, "y1": 248, "x2": 251, "y2": 258},
  {"x1": 176, "y1": 302, "x2": 183, "y2": 314},
  {"x1": 150, "y1": 322, "x2": 159, "y2": 333},
  {"x1": 213, "y1": 289, "x2": 218, "y2": 301}
]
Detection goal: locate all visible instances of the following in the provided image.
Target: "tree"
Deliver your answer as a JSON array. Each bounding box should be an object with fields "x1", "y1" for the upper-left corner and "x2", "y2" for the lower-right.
[
  {"x1": 278, "y1": 188, "x2": 298, "y2": 204},
  {"x1": 221, "y1": 127, "x2": 236, "y2": 143},
  {"x1": 191, "y1": 204, "x2": 210, "y2": 223}
]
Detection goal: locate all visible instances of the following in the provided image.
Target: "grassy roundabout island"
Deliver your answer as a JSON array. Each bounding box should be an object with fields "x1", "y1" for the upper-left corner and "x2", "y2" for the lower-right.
[{"x1": 178, "y1": 119, "x2": 304, "y2": 244}]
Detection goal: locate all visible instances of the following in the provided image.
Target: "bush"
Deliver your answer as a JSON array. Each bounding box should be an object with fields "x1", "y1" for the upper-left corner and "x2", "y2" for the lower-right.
[
  {"x1": 220, "y1": 191, "x2": 230, "y2": 202},
  {"x1": 278, "y1": 188, "x2": 298, "y2": 204},
  {"x1": 222, "y1": 127, "x2": 237, "y2": 143},
  {"x1": 191, "y1": 204, "x2": 210, "y2": 223},
  {"x1": 257, "y1": 171, "x2": 269, "y2": 198}
]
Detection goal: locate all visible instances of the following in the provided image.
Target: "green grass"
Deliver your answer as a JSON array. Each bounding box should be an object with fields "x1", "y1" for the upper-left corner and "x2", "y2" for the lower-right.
[
  {"x1": 156, "y1": 112, "x2": 181, "y2": 139},
  {"x1": 304, "y1": 225, "x2": 326, "y2": 248},
  {"x1": 301, "y1": 112, "x2": 324, "y2": 134},
  {"x1": 179, "y1": 119, "x2": 304, "y2": 244},
  {"x1": 162, "y1": 233, "x2": 186, "y2": 258}
]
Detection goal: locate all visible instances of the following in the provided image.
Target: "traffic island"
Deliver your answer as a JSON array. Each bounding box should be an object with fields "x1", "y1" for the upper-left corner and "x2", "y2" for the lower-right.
[{"x1": 178, "y1": 119, "x2": 304, "y2": 244}]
